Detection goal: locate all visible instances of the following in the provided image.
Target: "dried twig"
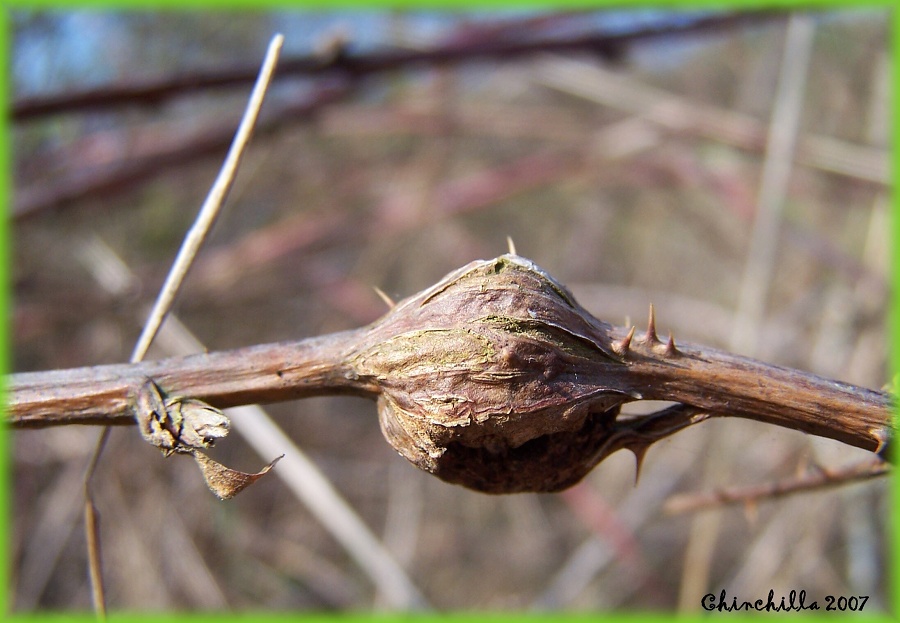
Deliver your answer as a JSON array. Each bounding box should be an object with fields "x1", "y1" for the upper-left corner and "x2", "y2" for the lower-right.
[
  {"x1": 11, "y1": 12, "x2": 782, "y2": 121},
  {"x1": 663, "y1": 458, "x2": 889, "y2": 515},
  {"x1": 13, "y1": 84, "x2": 351, "y2": 220}
]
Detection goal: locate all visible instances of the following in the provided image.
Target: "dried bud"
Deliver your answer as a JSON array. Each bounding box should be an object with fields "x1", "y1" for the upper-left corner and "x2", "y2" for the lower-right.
[
  {"x1": 348, "y1": 255, "x2": 637, "y2": 493},
  {"x1": 135, "y1": 378, "x2": 229, "y2": 455},
  {"x1": 170, "y1": 398, "x2": 230, "y2": 449}
]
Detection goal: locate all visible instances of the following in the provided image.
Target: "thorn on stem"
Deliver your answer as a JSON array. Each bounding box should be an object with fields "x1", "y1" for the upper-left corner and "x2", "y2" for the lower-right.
[
  {"x1": 612, "y1": 326, "x2": 636, "y2": 357},
  {"x1": 643, "y1": 304, "x2": 659, "y2": 344},
  {"x1": 373, "y1": 286, "x2": 396, "y2": 309},
  {"x1": 629, "y1": 443, "x2": 649, "y2": 485},
  {"x1": 506, "y1": 236, "x2": 517, "y2": 256},
  {"x1": 664, "y1": 331, "x2": 680, "y2": 357}
]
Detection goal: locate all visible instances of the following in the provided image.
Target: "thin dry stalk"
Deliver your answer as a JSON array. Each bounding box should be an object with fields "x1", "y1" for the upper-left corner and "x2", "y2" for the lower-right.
[
  {"x1": 130, "y1": 34, "x2": 284, "y2": 362},
  {"x1": 679, "y1": 15, "x2": 816, "y2": 611},
  {"x1": 731, "y1": 14, "x2": 815, "y2": 356},
  {"x1": 228, "y1": 404, "x2": 429, "y2": 609},
  {"x1": 83, "y1": 500, "x2": 105, "y2": 616},
  {"x1": 535, "y1": 57, "x2": 889, "y2": 184},
  {"x1": 80, "y1": 34, "x2": 285, "y2": 615}
]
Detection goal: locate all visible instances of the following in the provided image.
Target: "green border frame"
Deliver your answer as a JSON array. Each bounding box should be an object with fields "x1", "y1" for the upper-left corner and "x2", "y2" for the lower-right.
[
  {"x1": 1, "y1": 5, "x2": 10, "y2": 620},
  {"x1": 1, "y1": 2, "x2": 896, "y2": 620}
]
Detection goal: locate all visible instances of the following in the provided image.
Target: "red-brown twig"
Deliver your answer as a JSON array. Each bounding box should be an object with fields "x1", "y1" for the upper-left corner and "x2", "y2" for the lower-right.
[
  {"x1": 11, "y1": 12, "x2": 782, "y2": 121},
  {"x1": 663, "y1": 458, "x2": 889, "y2": 515},
  {"x1": 14, "y1": 84, "x2": 351, "y2": 220}
]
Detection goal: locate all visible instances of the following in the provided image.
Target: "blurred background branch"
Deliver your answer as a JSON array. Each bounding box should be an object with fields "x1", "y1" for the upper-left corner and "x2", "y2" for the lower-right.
[{"x1": 11, "y1": 11, "x2": 781, "y2": 121}]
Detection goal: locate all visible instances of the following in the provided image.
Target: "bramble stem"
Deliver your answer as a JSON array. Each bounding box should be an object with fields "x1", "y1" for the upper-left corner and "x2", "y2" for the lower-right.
[
  {"x1": 604, "y1": 326, "x2": 891, "y2": 456},
  {"x1": 8, "y1": 323, "x2": 891, "y2": 459},
  {"x1": 8, "y1": 329, "x2": 372, "y2": 428}
]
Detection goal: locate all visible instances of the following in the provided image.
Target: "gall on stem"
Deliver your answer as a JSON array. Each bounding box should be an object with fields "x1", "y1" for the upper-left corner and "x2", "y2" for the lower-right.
[{"x1": 343, "y1": 255, "x2": 891, "y2": 492}]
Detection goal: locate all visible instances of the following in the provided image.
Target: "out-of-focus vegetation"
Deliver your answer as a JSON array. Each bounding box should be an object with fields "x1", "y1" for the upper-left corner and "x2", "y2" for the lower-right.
[{"x1": 11, "y1": 10, "x2": 889, "y2": 611}]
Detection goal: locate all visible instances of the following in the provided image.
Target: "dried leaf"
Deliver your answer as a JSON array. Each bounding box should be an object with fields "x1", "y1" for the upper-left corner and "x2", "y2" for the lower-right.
[{"x1": 192, "y1": 451, "x2": 283, "y2": 500}]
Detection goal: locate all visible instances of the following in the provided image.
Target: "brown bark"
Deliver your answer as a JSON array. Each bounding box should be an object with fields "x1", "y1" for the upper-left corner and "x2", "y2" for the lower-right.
[
  {"x1": 603, "y1": 324, "x2": 890, "y2": 455},
  {"x1": 12, "y1": 326, "x2": 885, "y2": 448},
  {"x1": 9, "y1": 330, "x2": 371, "y2": 428}
]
